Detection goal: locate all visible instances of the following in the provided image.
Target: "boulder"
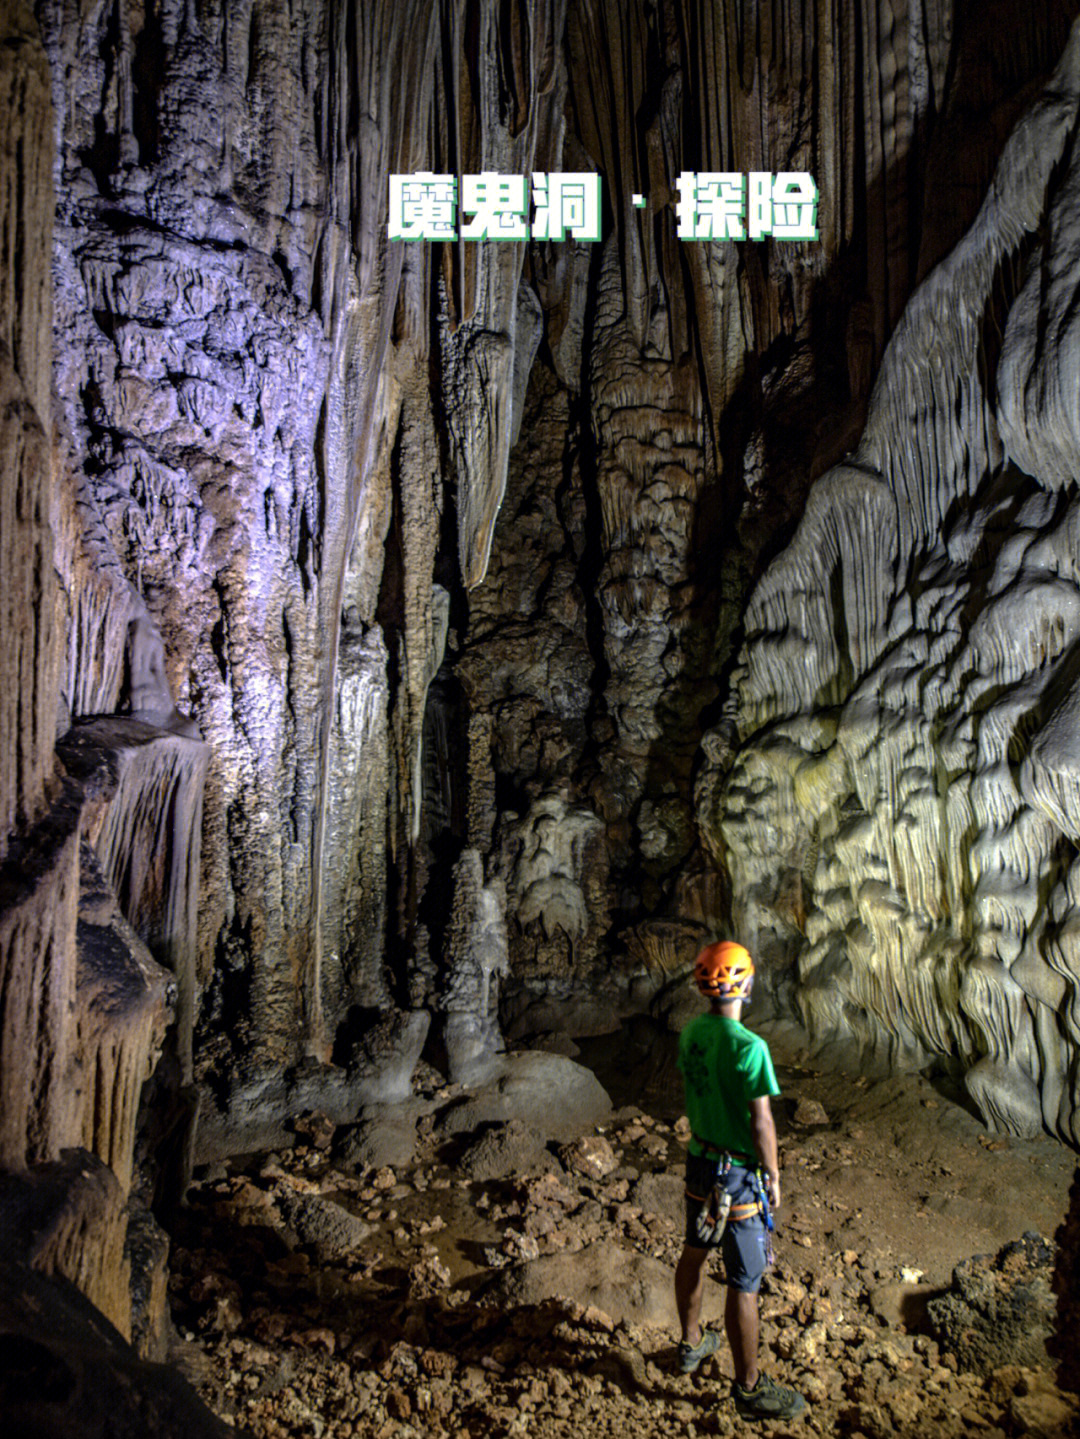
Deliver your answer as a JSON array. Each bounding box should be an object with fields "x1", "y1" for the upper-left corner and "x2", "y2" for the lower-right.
[
  {"x1": 459, "y1": 1120, "x2": 559, "y2": 1181},
  {"x1": 196, "y1": 1010, "x2": 431, "y2": 1162},
  {"x1": 559, "y1": 1134, "x2": 619, "y2": 1181},
  {"x1": 792, "y1": 1097, "x2": 830, "y2": 1126},
  {"x1": 333, "y1": 1103, "x2": 421, "y2": 1172},
  {"x1": 494, "y1": 1239, "x2": 721, "y2": 1329},
  {"x1": 926, "y1": 1233, "x2": 1056, "y2": 1374},
  {"x1": 437, "y1": 1052, "x2": 611, "y2": 1143},
  {"x1": 274, "y1": 1191, "x2": 371, "y2": 1262}
]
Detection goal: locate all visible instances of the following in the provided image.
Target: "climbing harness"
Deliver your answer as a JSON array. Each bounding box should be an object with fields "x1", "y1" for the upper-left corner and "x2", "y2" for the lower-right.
[
  {"x1": 686, "y1": 1140, "x2": 776, "y2": 1265},
  {"x1": 693, "y1": 1176, "x2": 733, "y2": 1245},
  {"x1": 688, "y1": 1150, "x2": 765, "y2": 1244},
  {"x1": 689, "y1": 1151, "x2": 733, "y2": 1244}
]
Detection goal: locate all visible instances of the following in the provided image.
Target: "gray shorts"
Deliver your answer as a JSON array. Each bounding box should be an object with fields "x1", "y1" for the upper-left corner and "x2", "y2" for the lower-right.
[{"x1": 683, "y1": 1152, "x2": 770, "y2": 1293}]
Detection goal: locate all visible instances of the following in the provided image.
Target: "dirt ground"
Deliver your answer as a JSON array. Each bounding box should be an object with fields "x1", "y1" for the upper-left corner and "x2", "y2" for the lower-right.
[{"x1": 168, "y1": 1020, "x2": 1080, "y2": 1438}]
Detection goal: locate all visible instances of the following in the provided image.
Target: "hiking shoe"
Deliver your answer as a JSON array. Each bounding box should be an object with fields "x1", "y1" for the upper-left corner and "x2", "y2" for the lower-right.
[
  {"x1": 732, "y1": 1372, "x2": 808, "y2": 1420},
  {"x1": 678, "y1": 1329, "x2": 721, "y2": 1374}
]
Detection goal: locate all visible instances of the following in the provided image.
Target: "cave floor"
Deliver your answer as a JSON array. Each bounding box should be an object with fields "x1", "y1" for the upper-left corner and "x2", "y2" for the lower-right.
[{"x1": 168, "y1": 1026, "x2": 1079, "y2": 1438}]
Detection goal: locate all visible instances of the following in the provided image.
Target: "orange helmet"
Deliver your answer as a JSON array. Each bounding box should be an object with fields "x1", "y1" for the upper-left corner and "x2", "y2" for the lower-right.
[{"x1": 694, "y1": 941, "x2": 754, "y2": 1001}]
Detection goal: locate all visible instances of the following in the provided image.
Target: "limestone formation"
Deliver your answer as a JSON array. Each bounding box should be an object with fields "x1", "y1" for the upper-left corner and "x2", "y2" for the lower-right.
[
  {"x1": 508, "y1": 793, "x2": 605, "y2": 960},
  {"x1": 0, "y1": 1, "x2": 57, "y2": 857},
  {"x1": 444, "y1": 848, "x2": 510, "y2": 1084},
  {"x1": 927, "y1": 1234, "x2": 1057, "y2": 1375},
  {"x1": 7, "y1": 0, "x2": 1080, "y2": 1420},
  {"x1": 16, "y1": 0, "x2": 1075, "y2": 1138},
  {"x1": 0, "y1": 6, "x2": 213, "y2": 1382},
  {"x1": 709, "y1": 22, "x2": 1080, "y2": 1141},
  {"x1": 59, "y1": 720, "x2": 208, "y2": 1086},
  {"x1": 495, "y1": 1238, "x2": 707, "y2": 1330},
  {"x1": 436, "y1": 1051, "x2": 612, "y2": 1142},
  {"x1": 195, "y1": 1008, "x2": 431, "y2": 1163},
  {"x1": 0, "y1": 1255, "x2": 232, "y2": 1439}
]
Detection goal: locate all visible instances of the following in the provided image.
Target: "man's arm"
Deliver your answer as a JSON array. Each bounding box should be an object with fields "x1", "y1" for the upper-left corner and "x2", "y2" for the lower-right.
[{"x1": 748, "y1": 1096, "x2": 781, "y2": 1211}]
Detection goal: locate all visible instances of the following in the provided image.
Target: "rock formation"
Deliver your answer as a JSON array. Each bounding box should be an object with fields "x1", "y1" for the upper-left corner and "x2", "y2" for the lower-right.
[
  {"x1": 5, "y1": 0, "x2": 1080, "y2": 1415},
  {"x1": 27, "y1": 0, "x2": 1077, "y2": 1126},
  {"x1": 443, "y1": 847, "x2": 509, "y2": 1084},
  {"x1": 708, "y1": 23, "x2": 1080, "y2": 1143},
  {"x1": 0, "y1": 15, "x2": 216, "y2": 1429}
]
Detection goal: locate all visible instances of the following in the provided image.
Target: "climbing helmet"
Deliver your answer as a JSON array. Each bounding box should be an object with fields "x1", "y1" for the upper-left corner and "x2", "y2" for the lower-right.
[{"x1": 694, "y1": 940, "x2": 754, "y2": 1001}]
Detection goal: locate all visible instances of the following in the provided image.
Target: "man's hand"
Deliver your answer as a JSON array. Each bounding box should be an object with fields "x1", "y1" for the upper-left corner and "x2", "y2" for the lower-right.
[
  {"x1": 764, "y1": 1168, "x2": 781, "y2": 1212},
  {"x1": 748, "y1": 1096, "x2": 781, "y2": 1211}
]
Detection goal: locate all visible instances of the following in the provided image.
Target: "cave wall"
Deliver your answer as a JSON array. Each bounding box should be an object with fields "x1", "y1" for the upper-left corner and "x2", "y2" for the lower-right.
[
  {"x1": 456, "y1": 0, "x2": 1080, "y2": 1042},
  {"x1": 1, "y1": 2, "x2": 58, "y2": 865},
  {"x1": 4, "y1": 0, "x2": 1080, "y2": 1371},
  {"x1": 5, "y1": 0, "x2": 1080, "y2": 1225},
  {"x1": 0, "y1": 0, "x2": 73, "y2": 1171},
  {"x1": 706, "y1": 23, "x2": 1080, "y2": 1142},
  {"x1": 0, "y1": 2, "x2": 182, "y2": 1347},
  {"x1": 36, "y1": 0, "x2": 575, "y2": 1103}
]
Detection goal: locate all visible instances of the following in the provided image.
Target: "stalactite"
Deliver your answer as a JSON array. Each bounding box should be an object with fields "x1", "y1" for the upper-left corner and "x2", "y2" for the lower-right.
[
  {"x1": 320, "y1": 624, "x2": 392, "y2": 1025},
  {"x1": 61, "y1": 719, "x2": 209, "y2": 1085},
  {"x1": 0, "y1": 1150, "x2": 134, "y2": 1339},
  {"x1": 0, "y1": 785, "x2": 81, "y2": 1169}
]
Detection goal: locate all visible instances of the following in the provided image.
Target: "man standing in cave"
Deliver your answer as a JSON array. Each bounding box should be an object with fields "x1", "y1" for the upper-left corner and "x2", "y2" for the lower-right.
[{"x1": 673, "y1": 941, "x2": 807, "y2": 1422}]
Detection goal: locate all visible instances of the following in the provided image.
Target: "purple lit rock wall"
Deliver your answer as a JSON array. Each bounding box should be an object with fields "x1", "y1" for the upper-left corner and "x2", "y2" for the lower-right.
[{"x1": 37, "y1": 0, "x2": 570, "y2": 1105}]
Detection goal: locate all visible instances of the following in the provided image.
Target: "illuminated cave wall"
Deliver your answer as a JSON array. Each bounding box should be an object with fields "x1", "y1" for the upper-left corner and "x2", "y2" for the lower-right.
[
  {"x1": 706, "y1": 26, "x2": 1080, "y2": 1142},
  {"x1": 4, "y1": 0, "x2": 1080, "y2": 1218},
  {"x1": 38, "y1": 0, "x2": 572, "y2": 1099},
  {"x1": 454, "y1": 0, "x2": 1080, "y2": 1044}
]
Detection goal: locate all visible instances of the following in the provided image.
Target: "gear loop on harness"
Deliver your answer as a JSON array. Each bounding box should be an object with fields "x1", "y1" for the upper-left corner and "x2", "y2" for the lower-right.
[{"x1": 693, "y1": 1180, "x2": 732, "y2": 1245}]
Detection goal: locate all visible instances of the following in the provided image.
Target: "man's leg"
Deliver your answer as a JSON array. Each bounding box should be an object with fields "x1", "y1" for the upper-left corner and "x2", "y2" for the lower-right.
[
  {"x1": 674, "y1": 1243, "x2": 709, "y2": 1345},
  {"x1": 723, "y1": 1210, "x2": 807, "y2": 1418},
  {"x1": 725, "y1": 1285, "x2": 759, "y2": 1388}
]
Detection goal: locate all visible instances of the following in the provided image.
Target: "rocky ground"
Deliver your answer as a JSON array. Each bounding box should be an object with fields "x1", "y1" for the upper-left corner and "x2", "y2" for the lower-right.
[{"x1": 167, "y1": 1022, "x2": 1080, "y2": 1438}]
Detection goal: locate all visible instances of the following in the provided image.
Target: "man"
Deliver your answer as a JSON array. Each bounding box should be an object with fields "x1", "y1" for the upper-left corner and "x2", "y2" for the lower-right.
[{"x1": 673, "y1": 940, "x2": 807, "y2": 1422}]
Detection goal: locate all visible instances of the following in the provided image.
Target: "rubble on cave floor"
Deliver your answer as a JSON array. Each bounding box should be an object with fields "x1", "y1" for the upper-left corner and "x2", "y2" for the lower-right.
[{"x1": 167, "y1": 1045, "x2": 1080, "y2": 1439}]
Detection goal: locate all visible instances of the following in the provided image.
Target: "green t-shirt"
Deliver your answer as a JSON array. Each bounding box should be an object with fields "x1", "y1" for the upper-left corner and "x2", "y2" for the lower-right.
[{"x1": 677, "y1": 1013, "x2": 780, "y2": 1162}]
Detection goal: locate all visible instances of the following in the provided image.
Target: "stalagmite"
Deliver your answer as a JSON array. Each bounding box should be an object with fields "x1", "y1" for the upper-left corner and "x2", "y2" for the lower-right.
[{"x1": 444, "y1": 847, "x2": 510, "y2": 1083}]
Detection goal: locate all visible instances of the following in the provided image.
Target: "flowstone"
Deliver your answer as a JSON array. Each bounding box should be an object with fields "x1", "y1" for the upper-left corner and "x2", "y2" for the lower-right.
[{"x1": 708, "y1": 21, "x2": 1080, "y2": 1141}]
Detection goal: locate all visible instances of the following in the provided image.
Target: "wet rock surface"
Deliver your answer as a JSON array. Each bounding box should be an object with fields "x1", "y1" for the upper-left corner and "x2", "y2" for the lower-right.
[{"x1": 166, "y1": 1032, "x2": 1080, "y2": 1438}]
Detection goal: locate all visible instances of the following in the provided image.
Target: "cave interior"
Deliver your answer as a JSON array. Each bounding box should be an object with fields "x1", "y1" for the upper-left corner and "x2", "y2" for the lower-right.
[{"x1": 4, "y1": 0, "x2": 1080, "y2": 1432}]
